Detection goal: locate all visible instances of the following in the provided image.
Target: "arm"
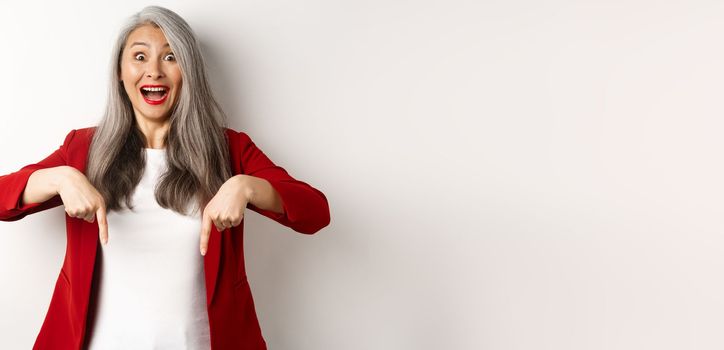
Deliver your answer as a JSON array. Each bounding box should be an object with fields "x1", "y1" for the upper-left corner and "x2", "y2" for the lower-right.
[
  {"x1": 238, "y1": 131, "x2": 330, "y2": 234},
  {"x1": 233, "y1": 174, "x2": 285, "y2": 215},
  {"x1": 22, "y1": 166, "x2": 71, "y2": 207},
  {"x1": 0, "y1": 129, "x2": 77, "y2": 222}
]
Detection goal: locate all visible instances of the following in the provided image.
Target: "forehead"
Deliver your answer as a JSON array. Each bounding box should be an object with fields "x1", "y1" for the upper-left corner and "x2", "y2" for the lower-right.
[{"x1": 126, "y1": 24, "x2": 169, "y2": 48}]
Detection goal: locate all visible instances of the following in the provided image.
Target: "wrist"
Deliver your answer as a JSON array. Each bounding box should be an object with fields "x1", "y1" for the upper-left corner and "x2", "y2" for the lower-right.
[
  {"x1": 234, "y1": 174, "x2": 257, "y2": 203},
  {"x1": 52, "y1": 166, "x2": 75, "y2": 195}
]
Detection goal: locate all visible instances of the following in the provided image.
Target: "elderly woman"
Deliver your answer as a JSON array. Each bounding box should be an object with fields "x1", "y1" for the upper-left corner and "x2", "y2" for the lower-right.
[{"x1": 0, "y1": 5, "x2": 330, "y2": 350}]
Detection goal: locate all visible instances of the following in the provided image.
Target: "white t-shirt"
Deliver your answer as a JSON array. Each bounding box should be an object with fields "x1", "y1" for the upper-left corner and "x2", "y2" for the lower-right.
[{"x1": 86, "y1": 148, "x2": 211, "y2": 350}]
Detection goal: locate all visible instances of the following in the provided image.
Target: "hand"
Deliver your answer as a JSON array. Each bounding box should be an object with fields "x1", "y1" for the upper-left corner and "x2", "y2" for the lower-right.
[
  {"x1": 57, "y1": 168, "x2": 109, "y2": 245},
  {"x1": 199, "y1": 175, "x2": 253, "y2": 256}
]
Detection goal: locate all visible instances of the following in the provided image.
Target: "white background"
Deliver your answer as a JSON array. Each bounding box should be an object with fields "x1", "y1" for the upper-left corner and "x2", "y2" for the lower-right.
[{"x1": 1, "y1": 1, "x2": 723, "y2": 349}]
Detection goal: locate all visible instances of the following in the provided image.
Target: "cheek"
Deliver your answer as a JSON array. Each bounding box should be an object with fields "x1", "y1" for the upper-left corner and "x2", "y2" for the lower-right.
[
  {"x1": 120, "y1": 62, "x2": 141, "y2": 80},
  {"x1": 172, "y1": 76, "x2": 183, "y2": 96},
  {"x1": 120, "y1": 67, "x2": 140, "y2": 96},
  {"x1": 121, "y1": 81, "x2": 134, "y2": 96},
  {"x1": 171, "y1": 67, "x2": 182, "y2": 86}
]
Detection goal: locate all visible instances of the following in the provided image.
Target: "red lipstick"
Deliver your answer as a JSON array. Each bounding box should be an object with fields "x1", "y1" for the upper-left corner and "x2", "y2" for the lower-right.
[{"x1": 139, "y1": 84, "x2": 169, "y2": 105}]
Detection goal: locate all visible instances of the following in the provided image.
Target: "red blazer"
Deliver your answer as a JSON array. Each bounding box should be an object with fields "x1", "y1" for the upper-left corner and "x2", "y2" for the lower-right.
[{"x1": 0, "y1": 127, "x2": 331, "y2": 349}]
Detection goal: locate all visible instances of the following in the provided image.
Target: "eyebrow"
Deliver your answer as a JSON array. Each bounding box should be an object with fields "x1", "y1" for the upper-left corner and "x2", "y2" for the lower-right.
[{"x1": 130, "y1": 41, "x2": 170, "y2": 48}]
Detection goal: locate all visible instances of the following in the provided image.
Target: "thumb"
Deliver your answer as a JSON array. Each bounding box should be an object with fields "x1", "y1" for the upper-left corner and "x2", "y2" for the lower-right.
[{"x1": 97, "y1": 205, "x2": 109, "y2": 245}]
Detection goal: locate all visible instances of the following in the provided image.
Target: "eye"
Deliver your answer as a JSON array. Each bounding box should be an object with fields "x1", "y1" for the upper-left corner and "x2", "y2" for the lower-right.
[
  {"x1": 134, "y1": 53, "x2": 146, "y2": 61},
  {"x1": 164, "y1": 53, "x2": 176, "y2": 61}
]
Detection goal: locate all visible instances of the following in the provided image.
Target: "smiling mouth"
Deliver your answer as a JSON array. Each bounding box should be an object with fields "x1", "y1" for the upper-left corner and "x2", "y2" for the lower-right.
[{"x1": 140, "y1": 87, "x2": 169, "y2": 103}]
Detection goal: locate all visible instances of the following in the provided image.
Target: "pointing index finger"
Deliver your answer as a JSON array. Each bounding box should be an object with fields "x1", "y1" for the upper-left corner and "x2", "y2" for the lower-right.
[
  {"x1": 200, "y1": 211, "x2": 211, "y2": 256},
  {"x1": 97, "y1": 205, "x2": 108, "y2": 245}
]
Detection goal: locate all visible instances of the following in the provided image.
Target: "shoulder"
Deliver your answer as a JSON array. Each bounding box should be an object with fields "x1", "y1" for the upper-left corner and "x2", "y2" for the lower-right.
[
  {"x1": 223, "y1": 127, "x2": 253, "y2": 146},
  {"x1": 76, "y1": 126, "x2": 97, "y2": 139},
  {"x1": 56, "y1": 126, "x2": 95, "y2": 148},
  {"x1": 62, "y1": 126, "x2": 96, "y2": 139}
]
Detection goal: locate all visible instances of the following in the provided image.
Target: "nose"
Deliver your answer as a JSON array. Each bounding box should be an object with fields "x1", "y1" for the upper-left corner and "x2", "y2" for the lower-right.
[
  {"x1": 146, "y1": 58, "x2": 165, "y2": 79},
  {"x1": 146, "y1": 70, "x2": 164, "y2": 79}
]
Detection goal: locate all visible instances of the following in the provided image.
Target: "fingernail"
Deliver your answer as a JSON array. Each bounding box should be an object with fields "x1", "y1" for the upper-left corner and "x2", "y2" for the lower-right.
[{"x1": 201, "y1": 247, "x2": 206, "y2": 256}]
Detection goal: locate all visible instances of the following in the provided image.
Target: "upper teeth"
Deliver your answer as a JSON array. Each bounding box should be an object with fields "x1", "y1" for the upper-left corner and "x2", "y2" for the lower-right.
[{"x1": 142, "y1": 87, "x2": 167, "y2": 92}]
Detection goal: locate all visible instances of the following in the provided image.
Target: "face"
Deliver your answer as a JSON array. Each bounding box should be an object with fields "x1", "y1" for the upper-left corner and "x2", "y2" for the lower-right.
[{"x1": 119, "y1": 24, "x2": 182, "y2": 123}]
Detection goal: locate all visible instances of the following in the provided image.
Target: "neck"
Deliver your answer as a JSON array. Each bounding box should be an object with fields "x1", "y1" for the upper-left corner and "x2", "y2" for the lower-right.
[{"x1": 135, "y1": 116, "x2": 170, "y2": 149}]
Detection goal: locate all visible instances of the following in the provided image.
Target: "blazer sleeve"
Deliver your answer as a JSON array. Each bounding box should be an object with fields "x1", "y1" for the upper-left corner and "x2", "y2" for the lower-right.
[
  {"x1": 238, "y1": 131, "x2": 331, "y2": 234},
  {"x1": 0, "y1": 129, "x2": 76, "y2": 222}
]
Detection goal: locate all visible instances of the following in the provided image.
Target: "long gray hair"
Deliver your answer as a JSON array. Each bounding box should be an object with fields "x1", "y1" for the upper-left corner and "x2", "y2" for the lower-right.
[{"x1": 87, "y1": 5, "x2": 233, "y2": 216}]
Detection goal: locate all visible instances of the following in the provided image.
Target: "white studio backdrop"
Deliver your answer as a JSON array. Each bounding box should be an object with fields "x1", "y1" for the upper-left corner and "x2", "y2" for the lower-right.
[{"x1": 1, "y1": 0, "x2": 723, "y2": 349}]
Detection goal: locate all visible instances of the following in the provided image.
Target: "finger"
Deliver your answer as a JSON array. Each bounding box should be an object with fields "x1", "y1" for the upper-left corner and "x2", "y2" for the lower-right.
[
  {"x1": 200, "y1": 211, "x2": 212, "y2": 256},
  {"x1": 67, "y1": 209, "x2": 85, "y2": 221},
  {"x1": 224, "y1": 217, "x2": 234, "y2": 228},
  {"x1": 80, "y1": 209, "x2": 94, "y2": 222},
  {"x1": 97, "y1": 205, "x2": 109, "y2": 246},
  {"x1": 213, "y1": 218, "x2": 226, "y2": 232}
]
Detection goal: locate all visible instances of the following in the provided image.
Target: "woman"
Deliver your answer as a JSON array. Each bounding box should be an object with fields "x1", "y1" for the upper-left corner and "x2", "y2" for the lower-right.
[{"x1": 0, "y1": 5, "x2": 330, "y2": 350}]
